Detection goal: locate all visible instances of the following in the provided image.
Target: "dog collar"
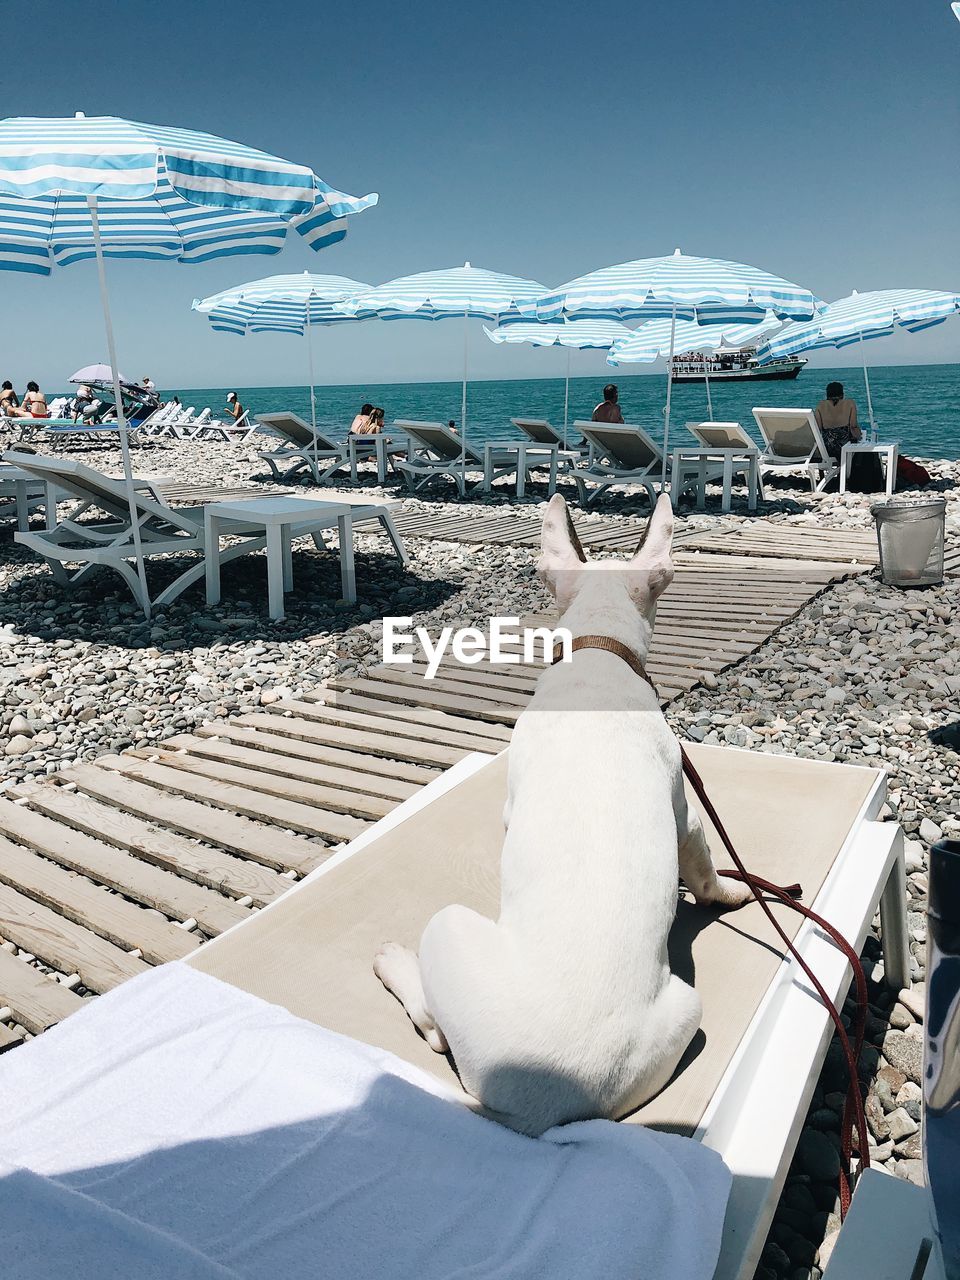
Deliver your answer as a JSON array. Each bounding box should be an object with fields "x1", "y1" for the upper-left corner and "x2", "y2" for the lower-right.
[{"x1": 551, "y1": 634, "x2": 656, "y2": 694}]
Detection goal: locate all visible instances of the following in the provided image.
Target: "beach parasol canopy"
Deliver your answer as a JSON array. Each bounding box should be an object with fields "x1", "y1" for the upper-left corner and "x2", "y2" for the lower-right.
[
  {"x1": 338, "y1": 263, "x2": 548, "y2": 449},
  {"x1": 755, "y1": 289, "x2": 960, "y2": 435},
  {"x1": 0, "y1": 113, "x2": 378, "y2": 616},
  {"x1": 69, "y1": 363, "x2": 130, "y2": 384},
  {"x1": 484, "y1": 319, "x2": 631, "y2": 442},
  {"x1": 606, "y1": 313, "x2": 782, "y2": 419},
  {"x1": 527, "y1": 251, "x2": 817, "y2": 481},
  {"x1": 192, "y1": 271, "x2": 372, "y2": 436}
]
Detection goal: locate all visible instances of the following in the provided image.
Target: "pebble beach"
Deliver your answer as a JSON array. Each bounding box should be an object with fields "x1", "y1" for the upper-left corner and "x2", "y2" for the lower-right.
[{"x1": 1, "y1": 426, "x2": 958, "y2": 1279}]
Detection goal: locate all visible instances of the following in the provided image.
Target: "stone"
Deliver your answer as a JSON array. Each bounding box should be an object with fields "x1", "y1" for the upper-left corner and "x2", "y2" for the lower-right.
[
  {"x1": 889, "y1": 1002, "x2": 914, "y2": 1029},
  {"x1": 882, "y1": 1030, "x2": 923, "y2": 1085},
  {"x1": 895, "y1": 1081, "x2": 923, "y2": 1121},
  {"x1": 864, "y1": 1094, "x2": 889, "y2": 1141},
  {"x1": 895, "y1": 1159, "x2": 925, "y2": 1187},
  {"x1": 899, "y1": 984, "x2": 926, "y2": 1022},
  {"x1": 817, "y1": 1228, "x2": 841, "y2": 1270},
  {"x1": 919, "y1": 816, "x2": 943, "y2": 845},
  {"x1": 886, "y1": 1107, "x2": 919, "y2": 1142},
  {"x1": 4, "y1": 734, "x2": 32, "y2": 757},
  {"x1": 796, "y1": 1129, "x2": 841, "y2": 1183},
  {"x1": 8, "y1": 714, "x2": 32, "y2": 736},
  {"x1": 894, "y1": 1133, "x2": 923, "y2": 1160}
]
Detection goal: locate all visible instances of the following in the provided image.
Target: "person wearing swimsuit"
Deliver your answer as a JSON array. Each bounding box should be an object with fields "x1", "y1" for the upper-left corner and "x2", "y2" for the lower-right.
[
  {"x1": 10, "y1": 381, "x2": 48, "y2": 419},
  {"x1": 814, "y1": 381, "x2": 861, "y2": 460}
]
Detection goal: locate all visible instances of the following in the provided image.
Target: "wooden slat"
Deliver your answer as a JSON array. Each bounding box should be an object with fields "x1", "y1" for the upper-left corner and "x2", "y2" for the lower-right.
[
  {"x1": 193, "y1": 720, "x2": 441, "y2": 786},
  {"x1": 0, "y1": 1023, "x2": 24, "y2": 1053},
  {"x1": 0, "y1": 795, "x2": 246, "y2": 937},
  {"x1": 0, "y1": 946, "x2": 86, "y2": 1034},
  {"x1": 310, "y1": 687, "x2": 514, "y2": 742},
  {"x1": 12, "y1": 784, "x2": 287, "y2": 908},
  {"x1": 0, "y1": 872, "x2": 150, "y2": 990},
  {"x1": 128, "y1": 747, "x2": 395, "y2": 822},
  {"x1": 92, "y1": 756, "x2": 367, "y2": 845},
  {"x1": 265, "y1": 701, "x2": 494, "y2": 763},
  {"x1": 61, "y1": 763, "x2": 324, "y2": 874},
  {"x1": 234, "y1": 710, "x2": 468, "y2": 769},
  {"x1": 157, "y1": 734, "x2": 419, "y2": 803},
  {"x1": 0, "y1": 834, "x2": 198, "y2": 965},
  {"x1": 326, "y1": 675, "x2": 519, "y2": 726}
]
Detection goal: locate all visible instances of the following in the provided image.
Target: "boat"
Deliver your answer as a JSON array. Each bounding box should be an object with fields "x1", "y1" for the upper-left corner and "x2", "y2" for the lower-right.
[{"x1": 670, "y1": 347, "x2": 806, "y2": 383}]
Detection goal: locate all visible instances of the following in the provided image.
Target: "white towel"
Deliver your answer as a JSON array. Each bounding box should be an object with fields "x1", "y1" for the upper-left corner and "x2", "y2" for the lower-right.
[{"x1": 0, "y1": 964, "x2": 730, "y2": 1280}]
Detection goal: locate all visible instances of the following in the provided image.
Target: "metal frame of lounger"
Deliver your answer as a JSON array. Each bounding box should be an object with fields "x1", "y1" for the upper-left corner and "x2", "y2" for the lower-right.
[
  {"x1": 3, "y1": 453, "x2": 270, "y2": 613},
  {"x1": 192, "y1": 410, "x2": 260, "y2": 444},
  {"x1": 751, "y1": 408, "x2": 840, "y2": 493},
  {"x1": 256, "y1": 411, "x2": 350, "y2": 484},
  {"x1": 393, "y1": 420, "x2": 520, "y2": 498},
  {"x1": 187, "y1": 743, "x2": 909, "y2": 1280},
  {"x1": 682, "y1": 421, "x2": 768, "y2": 502},
  {"x1": 37, "y1": 421, "x2": 147, "y2": 449}
]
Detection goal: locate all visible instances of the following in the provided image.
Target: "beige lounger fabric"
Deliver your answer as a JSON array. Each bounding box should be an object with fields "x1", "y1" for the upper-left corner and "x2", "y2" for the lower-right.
[{"x1": 190, "y1": 744, "x2": 879, "y2": 1136}]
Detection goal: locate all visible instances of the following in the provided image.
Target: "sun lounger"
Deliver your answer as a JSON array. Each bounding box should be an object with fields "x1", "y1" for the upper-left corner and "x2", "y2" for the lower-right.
[
  {"x1": 0, "y1": 462, "x2": 46, "y2": 531},
  {"x1": 257, "y1": 411, "x2": 350, "y2": 484},
  {"x1": 36, "y1": 420, "x2": 147, "y2": 448},
  {"x1": 571, "y1": 421, "x2": 699, "y2": 507},
  {"x1": 680, "y1": 422, "x2": 767, "y2": 505},
  {"x1": 510, "y1": 417, "x2": 589, "y2": 452},
  {"x1": 752, "y1": 408, "x2": 839, "y2": 492},
  {"x1": 192, "y1": 409, "x2": 259, "y2": 444},
  {"x1": 393, "y1": 420, "x2": 525, "y2": 497},
  {"x1": 187, "y1": 743, "x2": 908, "y2": 1280},
  {"x1": 2, "y1": 453, "x2": 402, "y2": 615}
]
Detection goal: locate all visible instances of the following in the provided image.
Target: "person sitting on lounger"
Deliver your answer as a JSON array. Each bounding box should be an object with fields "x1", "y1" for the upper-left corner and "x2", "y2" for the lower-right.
[
  {"x1": 225, "y1": 391, "x2": 245, "y2": 422},
  {"x1": 814, "y1": 382, "x2": 861, "y2": 459},
  {"x1": 592, "y1": 383, "x2": 624, "y2": 424},
  {"x1": 350, "y1": 402, "x2": 376, "y2": 434},
  {"x1": 0, "y1": 381, "x2": 19, "y2": 415},
  {"x1": 9, "y1": 381, "x2": 49, "y2": 418},
  {"x1": 366, "y1": 407, "x2": 386, "y2": 434}
]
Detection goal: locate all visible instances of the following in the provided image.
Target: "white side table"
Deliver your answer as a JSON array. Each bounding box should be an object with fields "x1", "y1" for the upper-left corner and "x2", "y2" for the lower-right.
[
  {"x1": 0, "y1": 465, "x2": 46, "y2": 531},
  {"x1": 481, "y1": 441, "x2": 560, "y2": 497},
  {"x1": 204, "y1": 496, "x2": 355, "y2": 620},
  {"x1": 839, "y1": 441, "x2": 898, "y2": 498},
  {"x1": 347, "y1": 434, "x2": 405, "y2": 485},
  {"x1": 670, "y1": 447, "x2": 759, "y2": 512}
]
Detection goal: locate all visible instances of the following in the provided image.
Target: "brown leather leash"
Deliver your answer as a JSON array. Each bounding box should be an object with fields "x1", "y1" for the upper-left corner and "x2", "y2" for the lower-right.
[{"x1": 552, "y1": 634, "x2": 870, "y2": 1214}]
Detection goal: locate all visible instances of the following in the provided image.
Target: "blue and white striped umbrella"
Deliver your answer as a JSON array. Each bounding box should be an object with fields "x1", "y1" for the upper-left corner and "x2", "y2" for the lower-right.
[
  {"x1": 0, "y1": 113, "x2": 377, "y2": 617},
  {"x1": 192, "y1": 272, "x2": 371, "y2": 335},
  {"x1": 606, "y1": 313, "x2": 782, "y2": 421},
  {"x1": 953, "y1": 2, "x2": 959, "y2": 22},
  {"x1": 606, "y1": 313, "x2": 781, "y2": 365},
  {"x1": 755, "y1": 289, "x2": 960, "y2": 433},
  {"x1": 192, "y1": 272, "x2": 372, "y2": 432},
  {"x1": 529, "y1": 250, "x2": 817, "y2": 325},
  {"x1": 0, "y1": 116, "x2": 376, "y2": 273},
  {"x1": 339, "y1": 263, "x2": 548, "y2": 438},
  {"x1": 483, "y1": 320, "x2": 631, "y2": 441}
]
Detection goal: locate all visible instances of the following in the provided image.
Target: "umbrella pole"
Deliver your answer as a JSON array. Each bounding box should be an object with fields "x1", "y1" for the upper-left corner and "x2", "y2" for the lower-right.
[
  {"x1": 703, "y1": 358, "x2": 713, "y2": 421},
  {"x1": 461, "y1": 308, "x2": 468, "y2": 464},
  {"x1": 563, "y1": 347, "x2": 570, "y2": 449},
  {"x1": 87, "y1": 194, "x2": 151, "y2": 620},
  {"x1": 661, "y1": 302, "x2": 677, "y2": 488},
  {"x1": 306, "y1": 308, "x2": 318, "y2": 468},
  {"x1": 858, "y1": 330, "x2": 876, "y2": 440}
]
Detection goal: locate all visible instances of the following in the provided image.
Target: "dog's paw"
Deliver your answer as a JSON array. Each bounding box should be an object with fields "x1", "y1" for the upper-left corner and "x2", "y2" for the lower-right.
[
  {"x1": 714, "y1": 878, "x2": 755, "y2": 910},
  {"x1": 373, "y1": 940, "x2": 407, "y2": 986}
]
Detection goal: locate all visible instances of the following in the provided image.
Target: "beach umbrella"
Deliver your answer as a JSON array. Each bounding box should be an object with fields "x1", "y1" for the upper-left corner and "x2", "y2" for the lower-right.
[
  {"x1": 0, "y1": 113, "x2": 377, "y2": 616},
  {"x1": 338, "y1": 262, "x2": 547, "y2": 455},
  {"x1": 483, "y1": 319, "x2": 631, "y2": 444},
  {"x1": 69, "y1": 362, "x2": 130, "y2": 384},
  {"x1": 192, "y1": 271, "x2": 373, "y2": 440},
  {"x1": 954, "y1": 2, "x2": 959, "y2": 22},
  {"x1": 528, "y1": 251, "x2": 817, "y2": 482},
  {"x1": 754, "y1": 289, "x2": 960, "y2": 436},
  {"x1": 606, "y1": 313, "x2": 781, "y2": 420}
]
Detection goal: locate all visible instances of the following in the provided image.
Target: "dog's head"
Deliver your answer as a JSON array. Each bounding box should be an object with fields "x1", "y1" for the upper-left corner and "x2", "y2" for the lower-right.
[{"x1": 537, "y1": 493, "x2": 674, "y2": 620}]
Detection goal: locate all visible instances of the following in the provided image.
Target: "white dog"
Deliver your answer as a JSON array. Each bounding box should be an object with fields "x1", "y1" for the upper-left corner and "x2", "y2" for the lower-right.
[{"x1": 374, "y1": 493, "x2": 751, "y2": 1136}]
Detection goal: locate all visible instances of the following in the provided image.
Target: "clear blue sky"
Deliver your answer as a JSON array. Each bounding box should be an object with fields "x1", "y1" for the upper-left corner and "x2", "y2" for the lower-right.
[{"x1": 3, "y1": 0, "x2": 959, "y2": 391}]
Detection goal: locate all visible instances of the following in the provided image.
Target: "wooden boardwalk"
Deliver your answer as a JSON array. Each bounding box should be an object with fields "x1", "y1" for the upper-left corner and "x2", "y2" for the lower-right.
[
  {"x1": 0, "y1": 543, "x2": 849, "y2": 1048},
  {"x1": 392, "y1": 506, "x2": 658, "y2": 552}
]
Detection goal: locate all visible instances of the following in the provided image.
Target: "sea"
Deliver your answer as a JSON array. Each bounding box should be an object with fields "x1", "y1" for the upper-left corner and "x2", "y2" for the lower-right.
[{"x1": 161, "y1": 362, "x2": 959, "y2": 460}]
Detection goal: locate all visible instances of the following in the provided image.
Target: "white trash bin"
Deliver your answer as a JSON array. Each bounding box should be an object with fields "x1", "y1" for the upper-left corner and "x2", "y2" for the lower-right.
[{"x1": 871, "y1": 498, "x2": 947, "y2": 587}]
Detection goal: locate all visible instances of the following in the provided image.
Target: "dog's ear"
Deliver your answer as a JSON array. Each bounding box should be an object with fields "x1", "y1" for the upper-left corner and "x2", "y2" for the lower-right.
[
  {"x1": 538, "y1": 493, "x2": 587, "y2": 600},
  {"x1": 629, "y1": 493, "x2": 674, "y2": 601}
]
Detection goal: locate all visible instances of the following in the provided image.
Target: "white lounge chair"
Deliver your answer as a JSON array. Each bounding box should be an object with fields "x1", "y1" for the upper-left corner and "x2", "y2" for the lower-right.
[
  {"x1": 4, "y1": 453, "x2": 405, "y2": 616},
  {"x1": 257, "y1": 411, "x2": 349, "y2": 484},
  {"x1": 571, "y1": 422, "x2": 696, "y2": 507},
  {"x1": 510, "y1": 417, "x2": 589, "y2": 453},
  {"x1": 393, "y1": 420, "x2": 525, "y2": 498},
  {"x1": 752, "y1": 408, "x2": 839, "y2": 492},
  {"x1": 683, "y1": 421, "x2": 767, "y2": 503},
  {"x1": 184, "y1": 743, "x2": 908, "y2": 1280},
  {"x1": 193, "y1": 409, "x2": 259, "y2": 444}
]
